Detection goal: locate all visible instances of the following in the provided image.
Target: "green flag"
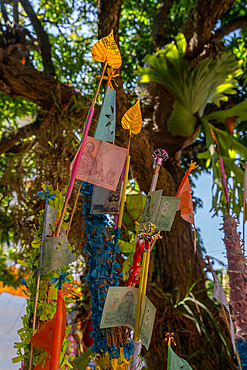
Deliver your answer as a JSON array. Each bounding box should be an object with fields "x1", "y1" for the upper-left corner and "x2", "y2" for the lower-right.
[{"x1": 167, "y1": 345, "x2": 192, "y2": 369}]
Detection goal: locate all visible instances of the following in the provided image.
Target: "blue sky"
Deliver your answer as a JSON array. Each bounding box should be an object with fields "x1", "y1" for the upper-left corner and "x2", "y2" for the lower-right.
[{"x1": 194, "y1": 171, "x2": 244, "y2": 270}]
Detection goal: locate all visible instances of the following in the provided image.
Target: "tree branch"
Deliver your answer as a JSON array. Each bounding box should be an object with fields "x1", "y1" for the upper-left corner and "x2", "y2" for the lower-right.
[
  {"x1": 19, "y1": 0, "x2": 55, "y2": 76},
  {"x1": 0, "y1": 0, "x2": 8, "y2": 23},
  {"x1": 181, "y1": 0, "x2": 236, "y2": 57},
  {"x1": 98, "y1": 0, "x2": 122, "y2": 44},
  {"x1": 152, "y1": 0, "x2": 174, "y2": 49},
  {"x1": 0, "y1": 47, "x2": 74, "y2": 109},
  {"x1": 0, "y1": 113, "x2": 43, "y2": 154},
  {"x1": 211, "y1": 15, "x2": 247, "y2": 41}
]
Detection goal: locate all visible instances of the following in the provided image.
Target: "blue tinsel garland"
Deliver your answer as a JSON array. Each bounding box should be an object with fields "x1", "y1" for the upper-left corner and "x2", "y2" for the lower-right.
[
  {"x1": 81, "y1": 182, "x2": 133, "y2": 360},
  {"x1": 237, "y1": 339, "x2": 247, "y2": 369}
]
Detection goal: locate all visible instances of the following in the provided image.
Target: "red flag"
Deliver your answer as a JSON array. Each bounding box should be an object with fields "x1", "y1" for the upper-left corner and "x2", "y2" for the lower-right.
[
  {"x1": 50, "y1": 290, "x2": 67, "y2": 369},
  {"x1": 30, "y1": 290, "x2": 66, "y2": 369}
]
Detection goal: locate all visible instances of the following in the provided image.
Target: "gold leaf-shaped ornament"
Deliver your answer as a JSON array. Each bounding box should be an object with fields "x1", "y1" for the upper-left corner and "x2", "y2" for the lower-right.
[
  {"x1": 121, "y1": 99, "x2": 142, "y2": 135},
  {"x1": 91, "y1": 30, "x2": 122, "y2": 69}
]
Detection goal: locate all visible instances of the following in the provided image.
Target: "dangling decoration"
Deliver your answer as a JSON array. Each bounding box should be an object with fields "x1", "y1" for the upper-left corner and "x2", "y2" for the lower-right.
[{"x1": 176, "y1": 160, "x2": 198, "y2": 251}]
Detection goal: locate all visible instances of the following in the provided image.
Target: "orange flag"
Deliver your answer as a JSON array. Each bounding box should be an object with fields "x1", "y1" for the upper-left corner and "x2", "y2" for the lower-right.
[
  {"x1": 177, "y1": 177, "x2": 196, "y2": 251},
  {"x1": 51, "y1": 290, "x2": 67, "y2": 369},
  {"x1": 177, "y1": 177, "x2": 194, "y2": 225},
  {"x1": 30, "y1": 290, "x2": 66, "y2": 369}
]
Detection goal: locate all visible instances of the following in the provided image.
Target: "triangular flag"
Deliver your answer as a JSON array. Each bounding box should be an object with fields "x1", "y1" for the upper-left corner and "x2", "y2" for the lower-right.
[
  {"x1": 177, "y1": 177, "x2": 194, "y2": 225},
  {"x1": 90, "y1": 83, "x2": 118, "y2": 214},
  {"x1": 176, "y1": 177, "x2": 196, "y2": 251},
  {"x1": 39, "y1": 205, "x2": 76, "y2": 275},
  {"x1": 30, "y1": 290, "x2": 66, "y2": 369},
  {"x1": 94, "y1": 85, "x2": 116, "y2": 143},
  {"x1": 167, "y1": 345, "x2": 192, "y2": 369},
  {"x1": 30, "y1": 291, "x2": 66, "y2": 354},
  {"x1": 51, "y1": 290, "x2": 67, "y2": 369}
]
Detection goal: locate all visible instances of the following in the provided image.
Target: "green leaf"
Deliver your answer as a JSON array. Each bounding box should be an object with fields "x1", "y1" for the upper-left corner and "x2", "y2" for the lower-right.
[
  {"x1": 73, "y1": 348, "x2": 92, "y2": 369},
  {"x1": 167, "y1": 101, "x2": 197, "y2": 136}
]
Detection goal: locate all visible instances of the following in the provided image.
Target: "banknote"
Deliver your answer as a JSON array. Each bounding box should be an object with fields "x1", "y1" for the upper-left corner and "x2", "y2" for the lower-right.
[
  {"x1": 139, "y1": 293, "x2": 156, "y2": 350},
  {"x1": 70, "y1": 136, "x2": 128, "y2": 191},
  {"x1": 155, "y1": 196, "x2": 179, "y2": 231},
  {"x1": 100, "y1": 287, "x2": 138, "y2": 330},
  {"x1": 100, "y1": 287, "x2": 156, "y2": 350},
  {"x1": 141, "y1": 190, "x2": 179, "y2": 231},
  {"x1": 140, "y1": 190, "x2": 163, "y2": 224},
  {"x1": 90, "y1": 181, "x2": 122, "y2": 215}
]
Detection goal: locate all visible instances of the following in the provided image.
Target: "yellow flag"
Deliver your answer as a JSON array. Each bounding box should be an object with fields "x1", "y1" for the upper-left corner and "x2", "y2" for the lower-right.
[
  {"x1": 92, "y1": 30, "x2": 122, "y2": 69},
  {"x1": 121, "y1": 99, "x2": 142, "y2": 135}
]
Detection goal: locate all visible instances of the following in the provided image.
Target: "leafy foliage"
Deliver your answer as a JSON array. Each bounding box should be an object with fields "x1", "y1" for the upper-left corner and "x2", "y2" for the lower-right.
[
  {"x1": 138, "y1": 33, "x2": 242, "y2": 136},
  {"x1": 12, "y1": 185, "x2": 76, "y2": 368}
]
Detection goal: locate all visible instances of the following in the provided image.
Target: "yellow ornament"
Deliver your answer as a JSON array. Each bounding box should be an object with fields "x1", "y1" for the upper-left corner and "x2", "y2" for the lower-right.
[
  {"x1": 92, "y1": 30, "x2": 122, "y2": 69},
  {"x1": 121, "y1": 99, "x2": 142, "y2": 135}
]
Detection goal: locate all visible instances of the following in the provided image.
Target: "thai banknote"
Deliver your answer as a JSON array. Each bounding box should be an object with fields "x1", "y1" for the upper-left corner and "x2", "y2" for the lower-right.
[
  {"x1": 70, "y1": 136, "x2": 128, "y2": 191},
  {"x1": 100, "y1": 287, "x2": 156, "y2": 350},
  {"x1": 90, "y1": 181, "x2": 122, "y2": 214},
  {"x1": 140, "y1": 190, "x2": 162, "y2": 224},
  {"x1": 139, "y1": 293, "x2": 156, "y2": 350},
  {"x1": 141, "y1": 190, "x2": 179, "y2": 231},
  {"x1": 100, "y1": 287, "x2": 138, "y2": 330}
]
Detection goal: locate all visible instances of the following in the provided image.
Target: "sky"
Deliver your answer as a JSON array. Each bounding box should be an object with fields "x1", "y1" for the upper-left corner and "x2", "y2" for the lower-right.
[{"x1": 194, "y1": 171, "x2": 244, "y2": 270}]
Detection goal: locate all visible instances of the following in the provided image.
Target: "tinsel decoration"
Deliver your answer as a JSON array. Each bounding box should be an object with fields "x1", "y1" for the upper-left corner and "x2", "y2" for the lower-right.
[
  {"x1": 81, "y1": 182, "x2": 133, "y2": 366},
  {"x1": 222, "y1": 213, "x2": 247, "y2": 369}
]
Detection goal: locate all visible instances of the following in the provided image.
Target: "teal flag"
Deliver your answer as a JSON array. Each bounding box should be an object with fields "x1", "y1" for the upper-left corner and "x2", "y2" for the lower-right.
[
  {"x1": 94, "y1": 85, "x2": 116, "y2": 143},
  {"x1": 91, "y1": 85, "x2": 118, "y2": 214},
  {"x1": 167, "y1": 345, "x2": 192, "y2": 369}
]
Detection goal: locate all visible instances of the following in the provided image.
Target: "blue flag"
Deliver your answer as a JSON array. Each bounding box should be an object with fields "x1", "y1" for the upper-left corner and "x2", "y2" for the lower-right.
[{"x1": 94, "y1": 85, "x2": 116, "y2": 143}]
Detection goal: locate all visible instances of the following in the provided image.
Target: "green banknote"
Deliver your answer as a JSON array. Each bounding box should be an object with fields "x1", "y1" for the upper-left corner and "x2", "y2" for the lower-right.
[
  {"x1": 100, "y1": 287, "x2": 156, "y2": 350},
  {"x1": 141, "y1": 190, "x2": 179, "y2": 231}
]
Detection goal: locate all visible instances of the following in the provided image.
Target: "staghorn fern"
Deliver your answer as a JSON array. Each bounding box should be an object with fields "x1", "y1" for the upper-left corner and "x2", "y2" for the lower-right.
[{"x1": 138, "y1": 32, "x2": 242, "y2": 137}]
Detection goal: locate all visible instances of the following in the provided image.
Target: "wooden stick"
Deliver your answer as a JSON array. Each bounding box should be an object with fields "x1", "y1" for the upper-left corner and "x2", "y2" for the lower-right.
[
  {"x1": 56, "y1": 196, "x2": 69, "y2": 237},
  {"x1": 149, "y1": 164, "x2": 160, "y2": 193},
  {"x1": 66, "y1": 182, "x2": 82, "y2": 237},
  {"x1": 28, "y1": 200, "x2": 49, "y2": 370},
  {"x1": 117, "y1": 155, "x2": 131, "y2": 229}
]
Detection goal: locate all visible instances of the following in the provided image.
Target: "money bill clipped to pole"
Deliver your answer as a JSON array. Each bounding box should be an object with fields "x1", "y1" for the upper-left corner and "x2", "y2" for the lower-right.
[
  {"x1": 141, "y1": 189, "x2": 179, "y2": 231},
  {"x1": 90, "y1": 181, "x2": 123, "y2": 215},
  {"x1": 100, "y1": 287, "x2": 156, "y2": 350}
]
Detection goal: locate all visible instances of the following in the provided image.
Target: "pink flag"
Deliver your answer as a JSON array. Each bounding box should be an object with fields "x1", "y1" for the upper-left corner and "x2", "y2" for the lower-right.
[{"x1": 70, "y1": 136, "x2": 128, "y2": 191}]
